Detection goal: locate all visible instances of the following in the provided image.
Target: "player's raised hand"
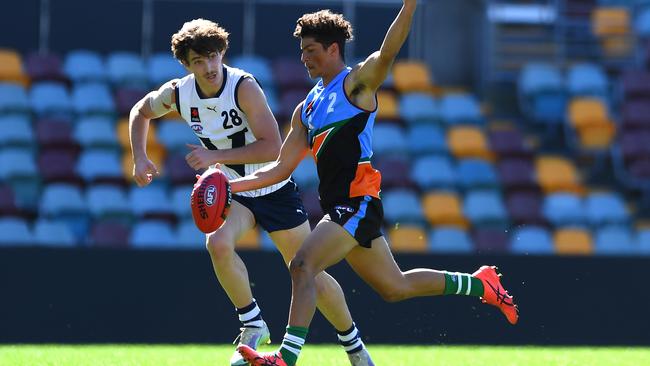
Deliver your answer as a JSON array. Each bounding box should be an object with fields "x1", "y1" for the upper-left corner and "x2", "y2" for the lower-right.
[
  {"x1": 185, "y1": 143, "x2": 218, "y2": 170},
  {"x1": 133, "y1": 156, "x2": 159, "y2": 187}
]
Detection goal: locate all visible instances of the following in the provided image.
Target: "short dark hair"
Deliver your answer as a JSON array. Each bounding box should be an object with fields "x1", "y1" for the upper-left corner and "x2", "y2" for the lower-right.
[
  {"x1": 171, "y1": 18, "x2": 229, "y2": 64},
  {"x1": 294, "y1": 10, "x2": 354, "y2": 61}
]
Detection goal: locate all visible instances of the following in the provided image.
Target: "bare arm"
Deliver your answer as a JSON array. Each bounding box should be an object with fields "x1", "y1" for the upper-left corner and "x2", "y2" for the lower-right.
[
  {"x1": 185, "y1": 77, "x2": 282, "y2": 169},
  {"x1": 348, "y1": 0, "x2": 417, "y2": 91},
  {"x1": 230, "y1": 102, "x2": 309, "y2": 194},
  {"x1": 129, "y1": 79, "x2": 178, "y2": 186}
]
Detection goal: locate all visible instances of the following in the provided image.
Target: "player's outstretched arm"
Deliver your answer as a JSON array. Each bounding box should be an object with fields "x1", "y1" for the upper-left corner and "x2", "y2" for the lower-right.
[
  {"x1": 185, "y1": 77, "x2": 282, "y2": 170},
  {"x1": 129, "y1": 79, "x2": 178, "y2": 186},
  {"x1": 229, "y1": 102, "x2": 309, "y2": 194},
  {"x1": 350, "y1": 0, "x2": 416, "y2": 91}
]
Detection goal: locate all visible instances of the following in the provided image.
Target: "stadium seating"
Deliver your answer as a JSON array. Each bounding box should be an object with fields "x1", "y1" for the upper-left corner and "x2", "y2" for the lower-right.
[
  {"x1": 130, "y1": 220, "x2": 177, "y2": 248},
  {"x1": 25, "y1": 52, "x2": 66, "y2": 82},
  {"x1": 510, "y1": 226, "x2": 554, "y2": 254},
  {"x1": 33, "y1": 219, "x2": 77, "y2": 247},
  {"x1": 0, "y1": 217, "x2": 33, "y2": 246},
  {"x1": 230, "y1": 55, "x2": 274, "y2": 88},
  {"x1": 594, "y1": 225, "x2": 636, "y2": 255},
  {"x1": 566, "y1": 63, "x2": 609, "y2": 97},
  {"x1": 373, "y1": 124, "x2": 408, "y2": 155},
  {"x1": 63, "y1": 50, "x2": 106, "y2": 83},
  {"x1": 147, "y1": 52, "x2": 187, "y2": 87},
  {"x1": 543, "y1": 192, "x2": 586, "y2": 226},
  {"x1": 74, "y1": 116, "x2": 120, "y2": 150},
  {"x1": 392, "y1": 60, "x2": 433, "y2": 93},
  {"x1": 554, "y1": 227, "x2": 594, "y2": 255},
  {"x1": 428, "y1": 227, "x2": 474, "y2": 253},
  {"x1": 0, "y1": 49, "x2": 28, "y2": 86},
  {"x1": 406, "y1": 124, "x2": 447, "y2": 154},
  {"x1": 376, "y1": 90, "x2": 400, "y2": 120},
  {"x1": 88, "y1": 220, "x2": 130, "y2": 248},
  {"x1": 438, "y1": 93, "x2": 483, "y2": 125},
  {"x1": 388, "y1": 225, "x2": 428, "y2": 252},
  {"x1": 0, "y1": 83, "x2": 29, "y2": 115},
  {"x1": 463, "y1": 189, "x2": 509, "y2": 227},
  {"x1": 176, "y1": 219, "x2": 206, "y2": 249},
  {"x1": 399, "y1": 93, "x2": 438, "y2": 123},
  {"x1": 129, "y1": 185, "x2": 175, "y2": 221},
  {"x1": 473, "y1": 228, "x2": 509, "y2": 253},
  {"x1": 107, "y1": 52, "x2": 148, "y2": 88},
  {"x1": 584, "y1": 191, "x2": 629, "y2": 226},
  {"x1": 30, "y1": 82, "x2": 73, "y2": 118},
  {"x1": 0, "y1": 116, "x2": 33, "y2": 148},
  {"x1": 456, "y1": 159, "x2": 499, "y2": 190},
  {"x1": 448, "y1": 126, "x2": 493, "y2": 161},
  {"x1": 382, "y1": 189, "x2": 423, "y2": 224},
  {"x1": 535, "y1": 156, "x2": 583, "y2": 194},
  {"x1": 72, "y1": 83, "x2": 115, "y2": 116},
  {"x1": 373, "y1": 156, "x2": 413, "y2": 189},
  {"x1": 76, "y1": 149, "x2": 124, "y2": 184},
  {"x1": 410, "y1": 155, "x2": 456, "y2": 190},
  {"x1": 292, "y1": 157, "x2": 319, "y2": 189},
  {"x1": 86, "y1": 185, "x2": 132, "y2": 220},
  {"x1": 171, "y1": 185, "x2": 193, "y2": 219}
]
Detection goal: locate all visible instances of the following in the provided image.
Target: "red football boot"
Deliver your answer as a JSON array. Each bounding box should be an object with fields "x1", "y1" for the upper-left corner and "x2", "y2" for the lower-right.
[
  {"x1": 237, "y1": 345, "x2": 288, "y2": 366},
  {"x1": 473, "y1": 265, "x2": 519, "y2": 325}
]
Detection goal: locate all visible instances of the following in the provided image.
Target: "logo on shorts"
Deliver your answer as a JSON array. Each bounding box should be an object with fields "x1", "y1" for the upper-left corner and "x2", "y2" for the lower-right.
[
  {"x1": 334, "y1": 205, "x2": 354, "y2": 219},
  {"x1": 205, "y1": 185, "x2": 216, "y2": 206},
  {"x1": 191, "y1": 124, "x2": 203, "y2": 133},
  {"x1": 191, "y1": 107, "x2": 201, "y2": 122}
]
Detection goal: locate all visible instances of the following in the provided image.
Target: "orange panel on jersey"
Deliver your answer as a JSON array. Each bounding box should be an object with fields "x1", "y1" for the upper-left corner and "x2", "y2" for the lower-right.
[{"x1": 349, "y1": 161, "x2": 381, "y2": 199}]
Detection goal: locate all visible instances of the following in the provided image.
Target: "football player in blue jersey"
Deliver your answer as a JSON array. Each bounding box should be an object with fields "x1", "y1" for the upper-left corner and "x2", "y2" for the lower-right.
[{"x1": 233, "y1": 2, "x2": 518, "y2": 365}]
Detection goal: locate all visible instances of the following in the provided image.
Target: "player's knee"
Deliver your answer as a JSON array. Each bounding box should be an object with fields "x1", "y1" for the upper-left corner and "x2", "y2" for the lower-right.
[
  {"x1": 288, "y1": 254, "x2": 315, "y2": 281},
  {"x1": 205, "y1": 234, "x2": 234, "y2": 260}
]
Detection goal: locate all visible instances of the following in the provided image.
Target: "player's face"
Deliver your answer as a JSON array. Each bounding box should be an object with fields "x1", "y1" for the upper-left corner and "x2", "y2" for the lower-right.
[
  {"x1": 186, "y1": 49, "x2": 223, "y2": 87},
  {"x1": 300, "y1": 37, "x2": 330, "y2": 79}
]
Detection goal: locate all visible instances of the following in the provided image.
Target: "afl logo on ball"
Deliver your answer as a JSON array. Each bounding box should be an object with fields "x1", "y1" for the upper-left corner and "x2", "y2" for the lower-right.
[{"x1": 205, "y1": 185, "x2": 216, "y2": 206}]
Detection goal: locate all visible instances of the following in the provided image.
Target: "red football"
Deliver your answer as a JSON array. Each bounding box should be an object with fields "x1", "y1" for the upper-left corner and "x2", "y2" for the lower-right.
[{"x1": 191, "y1": 168, "x2": 232, "y2": 233}]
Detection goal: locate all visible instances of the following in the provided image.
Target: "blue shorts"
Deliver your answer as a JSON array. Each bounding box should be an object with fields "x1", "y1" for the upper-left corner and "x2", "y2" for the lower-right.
[
  {"x1": 322, "y1": 195, "x2": 384, "y2": 248},
  {"x1": 232, "y1": 180, "x2": 309, "y2": 233}
]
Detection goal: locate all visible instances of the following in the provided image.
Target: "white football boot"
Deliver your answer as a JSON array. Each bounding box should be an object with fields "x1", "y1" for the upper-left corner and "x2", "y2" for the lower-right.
[
  {"x1": 229, "y1": 321, "x2": 271, "y2": 366},
  {"x1": 348, "y1": 348, "x2": 376, "y2": 366}
]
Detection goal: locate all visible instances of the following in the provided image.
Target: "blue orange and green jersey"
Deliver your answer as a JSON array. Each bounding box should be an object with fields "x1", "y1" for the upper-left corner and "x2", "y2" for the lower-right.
[{"x1": 300, "y1": 67, "x2": 382, "y2": 211}]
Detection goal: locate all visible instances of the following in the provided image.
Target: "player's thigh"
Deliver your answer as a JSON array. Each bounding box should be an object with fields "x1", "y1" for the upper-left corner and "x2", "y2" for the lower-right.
[
  {"x1": 268, "y1": 220, "x2": 311, "y2": 266},
  {"x1": 293, "y1": 220, "x2": 358, "y2": 274},
  {"x1": 345, "y1": 236, "x2": 405, "y2": 293},
  {"x1": 207, "y1": 200, "x2": 256, "y2": 250}
]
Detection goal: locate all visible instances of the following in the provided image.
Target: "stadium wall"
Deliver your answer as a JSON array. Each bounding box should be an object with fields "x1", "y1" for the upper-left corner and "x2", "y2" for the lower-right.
[{"x1": 1, "y1": 248, "x2": 648, "y2": 346}]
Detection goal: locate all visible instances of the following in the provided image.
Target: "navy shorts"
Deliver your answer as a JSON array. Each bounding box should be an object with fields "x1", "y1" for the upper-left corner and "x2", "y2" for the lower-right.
[
  {"x1": 233, "y1": 180, "x2": 308, "y2": 233},
  {"x1": 322, "y1": 195, "x2": 384, "y2": 248}
]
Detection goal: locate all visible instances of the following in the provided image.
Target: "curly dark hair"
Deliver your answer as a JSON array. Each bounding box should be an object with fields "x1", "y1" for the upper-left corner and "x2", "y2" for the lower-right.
[
  {"x1": 171, "y1": 18, "x2": 229, "y2": 64},
  {"x1": 294, "y1": 10, "x2": 354, "y2": 61}
]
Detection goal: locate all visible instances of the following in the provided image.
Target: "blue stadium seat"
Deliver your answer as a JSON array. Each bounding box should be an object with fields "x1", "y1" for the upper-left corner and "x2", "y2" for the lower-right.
[
  {"x1": 73, "y1": 116, "x2": 119, "y2": 149},
  {"x1": 456, "y1": 159, "x2": 499, "y2": 189},
  {"x1": 63, "y1": 49, "x2": 106, "y2": 83},
  {"x1": 543, "y1": 193, "x2": 586, "y2": 226},
  {"x1": 406, "y1": 124, "x2": 447, "y2": 154},
  {"x1": 567, "y1": 63, "x2": 608, "y2": 97},
  {"x1": 438, "y1": 93, "x2": 483, "y2": 125},
  {"x1": 176, "y1": 219, "x2": 205, "y2": 249},
  {"x1": 86, "y1": 184, "x2": 132, "y2": 219},
  {"x1": 0, "y1": 217, "x2": 33, "y2": 246},
  {"x1": 510, "y1": 226, "x2": 553, "y2": 254},
  {"x1": 410, "y1": 155, "x2": 456, "y2": 190},
  {"x1": 594, "y1": 225, "x2": 636, "y2": 255},
  {"x1": 0, "y1": 83, "x2": 29, "y2": 115},
  {"x1": 171, "y1": 185, "x2": 193, "y2": 219},
  {"x1": 39, "y1": 183, "x2": 89, "y2": 240},
  {"x1": 519, "y1": 62, "x2": 563, "y2": 96},
  {"x1": 33, "y1": 219, "x2": 77, "y2": 247},
  {"x1": 463, "y1": 189, "x2": 508, "y2": 227},
  {"x1": 0, "y1": 148, "x2": 38, "y2": 180},
  {"x1": 76, "y1": 149, "x2": 123, "y2": 183},
  {"x1": 230, "y1": 55, "x2": 274, "y2": 88},
  {"x1": 292, "y1": 157, "x2": 319, "y2": 189},
  {"x1": 0, "y1": 116, "x2": 33, "y2": 148},
  {"x1": 531, "y1": 93, "x2": 567, "y2": 124},
  {"x1": 382, "y1": 189, "x2": 423, "y2": 224},
  {"x1": 635, "y1": 6, "x2": 650, "y2": 37},
  {"x1": 585, "y1": 191, "x2": 629, "y2": 226},
  {"x1": 373, "y1": 124, "x2": 408, "y2": 155},
  {"x1": 638, "y1": 229, "x2": 650, "y2": 255},
  {"x1": 129, "y1": 185, "x2": 174, "y2": 218},
  {"x1": 130, "y1": 220, "x2": 177, "y2": 248},
  {"x1": 399, "y1": 93, "x2": 438, "y2": 123},
  {"x1": 147, "y1": 53, "x2": 187, "y2": 87},
  {"x1": 264, "y1": 87, "x2": 280, "y2": 116},
  {"x1": 29, "y1": 82, "x2": 73, "y2": 118},
  {"x1": 107, "y1": 51, "x2": 148, "y2": 87},
  {"x1": 72, "y1": 82, "x2": 115, "y2": 116},
  {"x1": 157, "y1": 120, "x2": 199, "y2": 152},
  {"x1": 428, "y1": 227, "x2": 474, "y2": 253}
]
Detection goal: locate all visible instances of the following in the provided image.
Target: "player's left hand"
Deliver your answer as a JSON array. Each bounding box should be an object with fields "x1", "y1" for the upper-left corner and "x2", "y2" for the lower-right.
[{"x1": 185, "y1": 143, "x2": 218, "y2": 170}]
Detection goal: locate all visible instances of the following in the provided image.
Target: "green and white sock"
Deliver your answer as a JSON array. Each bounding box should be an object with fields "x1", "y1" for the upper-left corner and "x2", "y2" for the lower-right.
[
  {"x1": 443, "y1": 272, "x2": 484, "y2": 297},
  {"x1": 279, "y1": 326, "x2": 308, "y2": 366}
]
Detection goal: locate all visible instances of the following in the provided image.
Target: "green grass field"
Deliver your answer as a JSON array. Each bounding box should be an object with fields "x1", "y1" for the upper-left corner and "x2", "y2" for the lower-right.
[{"x1": 1, "y1": 344, "x2": 648, "y2": 366}]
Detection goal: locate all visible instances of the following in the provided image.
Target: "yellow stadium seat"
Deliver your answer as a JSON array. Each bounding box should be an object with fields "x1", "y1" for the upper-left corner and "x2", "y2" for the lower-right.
[
  {"x1": 568, "y1": 98, "x2": 609, "y2": 129},
  {"x1": 376, "y1": 90, "x2": 399, "y2": 120},
  {"x1": 448, "y1": 126, "x2": 494, "y2": 161},
  {"x1": 393, "y1": 60, "x2": 433, "y2": 93},
  {"x1": 422, "y1": 192, "x2": 468, "y2": 228},
  {"x1": 236, "y1": 228, "x2": 260, "y2": 249},
  {"x1": 117, "y1": 117, "x2": 159, "y2": 148},
  {"x1": 591, "y1": 7, "x2": 630, "y2": 36},
  {"x1": 554, "y1": 228, "x2": 593, "y2": 255},
  {"x1": 0, "y1": 49, "x2": 28, "y2": 86},
  {"x1": 535, "y1": 156, "x2": 583, "y2": 194},
  {"x1": 388, "y1": 225, "x2": 428, "y2": 252},
  {"x1": 577, "y1": 121, "x2": 616, "y2": 149}
]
